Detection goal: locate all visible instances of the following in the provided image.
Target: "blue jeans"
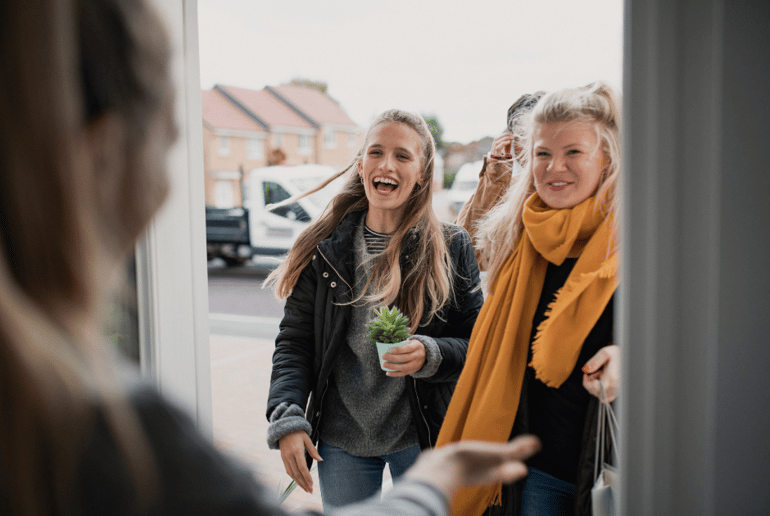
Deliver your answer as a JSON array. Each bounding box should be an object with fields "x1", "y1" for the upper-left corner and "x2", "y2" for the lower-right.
[
  {"x1": 317, "y1": 440, "x2": 421, "y2": 509},
  {"x1": 521, "y1": 467, "x2": 576, "y2": 516}
]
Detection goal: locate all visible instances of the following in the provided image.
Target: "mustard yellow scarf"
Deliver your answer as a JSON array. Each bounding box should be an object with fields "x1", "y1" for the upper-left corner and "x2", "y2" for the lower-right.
[{"x1": 436, "y1": 193, "x2": 618, "y2": 516}]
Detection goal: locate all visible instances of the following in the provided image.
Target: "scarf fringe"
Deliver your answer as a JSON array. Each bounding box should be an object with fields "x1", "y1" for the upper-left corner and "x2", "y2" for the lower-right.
[
  {"x1": 531, "y1": 258, "x2": 617, "y2": 387},
  {"x1": 488, "y1": 486, "x2": 503, "y2": 507}
]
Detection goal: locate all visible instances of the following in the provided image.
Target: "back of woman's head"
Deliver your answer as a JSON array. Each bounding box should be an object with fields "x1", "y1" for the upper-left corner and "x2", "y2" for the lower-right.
[
  {"x1": 0, "y1": 0, "x2": 172, "y2": 513},
  {"x1": 0, "y1": 0, "x2": 174, "y2": 327}
]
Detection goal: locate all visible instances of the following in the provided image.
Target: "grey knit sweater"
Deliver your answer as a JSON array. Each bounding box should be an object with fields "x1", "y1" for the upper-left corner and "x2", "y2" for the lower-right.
[{"x1": 316, "y1": 221, "x2": 417, "y2": 456}]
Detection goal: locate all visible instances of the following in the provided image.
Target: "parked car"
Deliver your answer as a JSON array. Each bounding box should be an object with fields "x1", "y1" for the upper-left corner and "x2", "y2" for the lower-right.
[
  {"x1": 448, "y1": 160, "x2": 483, "y2": 216},
  {"x1": 206, "y1": 164, "x2": 345, "y2": 266}
]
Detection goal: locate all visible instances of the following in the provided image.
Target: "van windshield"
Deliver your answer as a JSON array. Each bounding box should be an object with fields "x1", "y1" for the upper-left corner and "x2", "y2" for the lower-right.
[{"x1": 290, "y1": 175, "x2": 345, "y2": 211}]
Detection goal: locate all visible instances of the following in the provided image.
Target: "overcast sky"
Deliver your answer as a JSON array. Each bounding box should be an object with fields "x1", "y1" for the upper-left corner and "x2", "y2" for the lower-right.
[{"x1": 197, "y1": 0, "x2": 623, "y2": 143}]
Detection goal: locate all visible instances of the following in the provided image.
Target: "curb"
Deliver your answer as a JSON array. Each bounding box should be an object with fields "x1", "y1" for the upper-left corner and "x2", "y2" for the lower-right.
[{"x1": 209, "y1": 313, "x2": 281, "y2": 340}]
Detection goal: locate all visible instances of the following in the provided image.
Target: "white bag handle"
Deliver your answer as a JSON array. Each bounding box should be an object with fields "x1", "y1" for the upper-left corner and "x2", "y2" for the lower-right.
[{"x1": 594, "y1": 378, "x2": 619, "y2": 482}]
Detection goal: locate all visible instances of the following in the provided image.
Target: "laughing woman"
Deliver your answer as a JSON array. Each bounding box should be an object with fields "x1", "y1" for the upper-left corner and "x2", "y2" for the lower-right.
[{"x1": 266, "y1": 110, "x2": 484, "y2": 510}]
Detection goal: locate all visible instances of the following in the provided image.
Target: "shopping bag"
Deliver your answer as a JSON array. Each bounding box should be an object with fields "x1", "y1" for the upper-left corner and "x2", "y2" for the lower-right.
[{"x1": 591, "y1": 379, "x2": 619, "y2": 516}]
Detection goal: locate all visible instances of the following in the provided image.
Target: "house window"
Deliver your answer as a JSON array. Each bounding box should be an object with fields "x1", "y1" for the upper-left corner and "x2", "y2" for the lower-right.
[
  {"x1": 218, "y1": 135, "x2": 230, "y2": 155},
  {"x1": 348, "y1": 131, "x2": 356, "y2": 148},
  {"x1": 274, "y1": 132, "x2": 283, "y2": 148},
  {"x1": 247, "y1": 137, "x2": 263, "y2": 160},
  {"x1": 298, "y1": 134, "x2": 311, "y2": 155},
  {"x1": 324, "y1": 128, "x2": 336, "y2": 149}
]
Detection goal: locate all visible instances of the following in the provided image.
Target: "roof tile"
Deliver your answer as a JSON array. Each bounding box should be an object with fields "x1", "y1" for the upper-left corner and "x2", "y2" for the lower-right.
[
  {"x1": 218, "y1": 85, "x2": 314, "y2": 130},
  {"x1": 201, "y1": 89, "x2": 265, "y2": 133},
  {"x1": 272, "y1": 84, "x2": 358, "y2": 127}
]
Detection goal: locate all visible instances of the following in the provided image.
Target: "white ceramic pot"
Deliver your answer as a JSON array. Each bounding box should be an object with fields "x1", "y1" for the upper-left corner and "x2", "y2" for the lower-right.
[{"x1": 375, "y1": 339, "x2": 409, "y2": 371}]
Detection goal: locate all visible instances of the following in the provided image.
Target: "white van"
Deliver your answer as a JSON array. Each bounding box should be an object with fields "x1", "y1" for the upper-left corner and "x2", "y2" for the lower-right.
[
  {"x1": 448, "y1": 160, "x2": 483, "y2": 216},
  {"x1": 243, "y1": 164, "x2": 345, "y2": 256}
]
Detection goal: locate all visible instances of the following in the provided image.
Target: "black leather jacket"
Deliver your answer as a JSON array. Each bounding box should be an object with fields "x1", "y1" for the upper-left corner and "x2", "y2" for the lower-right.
[{"x1": 266, "y1": 211, "x2": 483, "y2": 452}]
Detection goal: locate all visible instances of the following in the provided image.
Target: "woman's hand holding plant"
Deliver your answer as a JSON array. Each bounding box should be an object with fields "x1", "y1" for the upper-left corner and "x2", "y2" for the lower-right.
[{"x1": 382, "y1": 339, "x2": 427, "y2": 377}]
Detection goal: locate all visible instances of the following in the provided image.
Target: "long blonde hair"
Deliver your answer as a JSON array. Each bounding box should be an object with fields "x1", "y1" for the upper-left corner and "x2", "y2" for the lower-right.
[
  {"x1": 0, "y1": 0, "x2": 173, "y2": 513},
  {"x1": 267, "y1": 109, "x2": 454, "y2": 327},
  {"x1": 477, "y1": 81, "x2": 622, "y2": 290}
]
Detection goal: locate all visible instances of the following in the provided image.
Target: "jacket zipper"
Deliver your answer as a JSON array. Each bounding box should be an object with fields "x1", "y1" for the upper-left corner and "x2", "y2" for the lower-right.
[
  {"x1": 312, "y1": 245, "x2": 347, "y2": 443},
  {"x1": 413, "y1": 378, "x2": 432, "y2": 446},
  {"x1": 316, "y1": 246, "x2": 353, "y2": 291},
  {"x1": 313, "y1": 379, "x2": 329, "y2": 431}
]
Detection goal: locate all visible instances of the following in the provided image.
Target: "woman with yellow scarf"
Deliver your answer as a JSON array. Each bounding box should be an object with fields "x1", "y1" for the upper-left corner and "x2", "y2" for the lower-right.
[{"x1": 436, "y1": 82, "x2": 621, "y2": 516}]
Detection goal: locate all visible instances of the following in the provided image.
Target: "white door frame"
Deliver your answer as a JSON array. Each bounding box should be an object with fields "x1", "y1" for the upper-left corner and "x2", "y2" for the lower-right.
[{"x1": 135, "y1": 0, "x2": 212, "y2": 434}]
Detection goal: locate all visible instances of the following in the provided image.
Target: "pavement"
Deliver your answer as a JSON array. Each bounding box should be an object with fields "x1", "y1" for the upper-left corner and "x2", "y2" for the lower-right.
[
  {"x1": 209, "y1": 328, "x2": 324, "y2": 512},
  {"x1": 209, "y1": 318, "x2": 400, "y2": 512}
]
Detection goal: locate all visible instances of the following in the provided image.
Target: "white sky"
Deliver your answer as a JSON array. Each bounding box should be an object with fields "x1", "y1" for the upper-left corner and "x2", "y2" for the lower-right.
[{"x1": 197, "y1": 0, "x2": 624, "y2": 143}]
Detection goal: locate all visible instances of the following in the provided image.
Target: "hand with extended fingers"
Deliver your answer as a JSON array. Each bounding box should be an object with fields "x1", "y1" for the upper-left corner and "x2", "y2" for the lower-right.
[
  {"x1": 405, "y1": 435, "x2": 541, "y2": 498},
  {"x1": 278, "y1": 430, "x2": 322, "y2": 494}
]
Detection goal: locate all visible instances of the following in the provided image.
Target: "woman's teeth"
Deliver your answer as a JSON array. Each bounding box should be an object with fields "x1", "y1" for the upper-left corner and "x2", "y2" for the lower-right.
[{"x1": 374, "y1": 177, "x2": 398, "y2": 192}]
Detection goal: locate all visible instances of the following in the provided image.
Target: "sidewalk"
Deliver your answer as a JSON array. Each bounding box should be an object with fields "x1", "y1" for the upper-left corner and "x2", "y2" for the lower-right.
[{"x1": 209, "y1": 332, "x2": 323, "y2": 512}]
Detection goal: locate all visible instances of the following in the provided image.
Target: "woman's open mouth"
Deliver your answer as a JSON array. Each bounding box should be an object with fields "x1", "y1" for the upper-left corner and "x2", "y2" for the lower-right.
[{"x1": 373, "y1": 176, "x2": 399, "y2": 194}]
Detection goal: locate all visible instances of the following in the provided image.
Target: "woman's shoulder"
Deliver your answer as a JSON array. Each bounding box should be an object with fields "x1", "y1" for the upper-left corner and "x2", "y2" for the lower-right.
[
  {"x1": 439, "y1": 221, "x2": 472, "y2": 247},
  {"x1": 82, "y1": 382, "x2": 275, "y2": 515},
  {"x1": 319, "y1": 209, "x2": 366, "y2": 248}
]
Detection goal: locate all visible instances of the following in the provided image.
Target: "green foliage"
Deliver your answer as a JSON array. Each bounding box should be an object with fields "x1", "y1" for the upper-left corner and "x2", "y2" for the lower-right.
[
  {"x1": 423, "y1": 114, "x2": 445, "y2": 150},
  {"x1": 366, "y1": 306, "x2": 411, "y2": 344},
  {"x1": 443, "y1": 169, "x2": 457, "y2": 189}
]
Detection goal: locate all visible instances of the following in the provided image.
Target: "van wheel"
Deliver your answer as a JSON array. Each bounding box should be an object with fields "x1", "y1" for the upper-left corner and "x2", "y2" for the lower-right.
[{"x1": 222, "y1": 257, "x2": 246, "y2": 267}]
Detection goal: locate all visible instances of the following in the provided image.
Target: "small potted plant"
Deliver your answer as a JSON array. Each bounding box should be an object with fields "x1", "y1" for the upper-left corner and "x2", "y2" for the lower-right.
[{"x1": 366, "y1": 306, "x2": 411, "y2": 371}]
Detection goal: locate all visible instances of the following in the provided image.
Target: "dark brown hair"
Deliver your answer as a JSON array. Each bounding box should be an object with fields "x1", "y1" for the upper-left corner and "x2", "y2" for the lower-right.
[{"x1": 0, "y1": 0, "x2": 173, "y2": 513}]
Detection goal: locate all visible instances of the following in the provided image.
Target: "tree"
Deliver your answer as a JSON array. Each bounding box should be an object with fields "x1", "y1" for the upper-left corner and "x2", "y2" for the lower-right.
[{"x1": 423, "y1": 114, "x2": 445, "y2": 150}]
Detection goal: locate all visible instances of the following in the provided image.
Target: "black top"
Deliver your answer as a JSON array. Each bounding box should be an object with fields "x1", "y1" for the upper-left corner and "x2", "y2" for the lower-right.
[{"x1": 519, "y1": 258, "x2": 614, "y2": 485}]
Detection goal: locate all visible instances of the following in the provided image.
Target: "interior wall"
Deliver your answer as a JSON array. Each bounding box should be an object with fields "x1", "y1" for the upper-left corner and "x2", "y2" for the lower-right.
[
  {"x1": 623, "y1": 0, "x2": 769, "y2": 514},
  {"x1": 714, "y1": 1, "x2": 770, "y2": 513}
]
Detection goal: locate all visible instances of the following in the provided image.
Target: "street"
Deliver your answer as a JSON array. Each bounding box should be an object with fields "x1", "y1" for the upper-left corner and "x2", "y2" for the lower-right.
[{"x1": 208, "y1": 259, "x2": 284, "y2": 318}]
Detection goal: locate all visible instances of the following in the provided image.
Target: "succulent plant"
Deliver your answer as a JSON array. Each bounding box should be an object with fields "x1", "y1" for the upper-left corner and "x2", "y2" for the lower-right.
[{"x1": 366, "y1": 306, "x2": 411, "y2": 344}]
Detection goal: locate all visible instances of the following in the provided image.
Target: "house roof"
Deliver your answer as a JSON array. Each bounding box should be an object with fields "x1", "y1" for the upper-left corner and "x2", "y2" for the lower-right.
[
  {"x1": 216, "y1": 84, "x2": 315, "y2": 131},
  {"x1": 201, "y1": 89, "x2": 265, "y2": 133},
  {"x1": 269, "y1": 84, "x2": 358, "y2": 128}
]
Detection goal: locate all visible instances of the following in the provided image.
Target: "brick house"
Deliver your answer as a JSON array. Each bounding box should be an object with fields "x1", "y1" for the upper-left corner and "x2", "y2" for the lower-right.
[
  {"x1": 265, "y1": 83, "x2": 362, "y2": 168},
  {"x1": 201, "y1": 83, "x2": 363, "y2": 208},
  {"x1": 201, "y1": 88, "x2": 268, "y2": 208}
]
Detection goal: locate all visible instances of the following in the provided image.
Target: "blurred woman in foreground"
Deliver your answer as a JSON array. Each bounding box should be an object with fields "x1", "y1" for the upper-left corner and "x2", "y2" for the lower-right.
[{"x1": 0, "y1": 0, "x2": 538, "y2": 515}]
